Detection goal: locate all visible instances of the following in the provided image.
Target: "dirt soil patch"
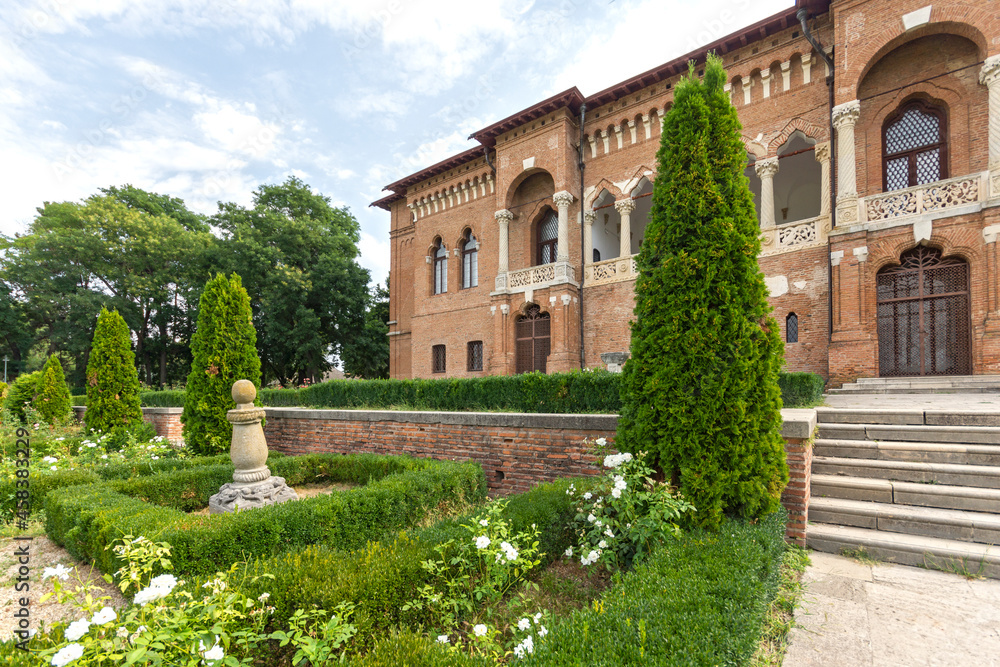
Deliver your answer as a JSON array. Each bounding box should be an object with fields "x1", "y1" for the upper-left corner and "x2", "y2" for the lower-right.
[{"x1": 0, "y1": 534, "x2": 127, "y2": 640}]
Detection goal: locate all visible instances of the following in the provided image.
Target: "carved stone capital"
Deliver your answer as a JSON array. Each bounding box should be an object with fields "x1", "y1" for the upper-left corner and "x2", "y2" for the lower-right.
[
  {"x1": 980, "y1": 55, "x2": 1000, "y2": 88},
  {"x1": 814, "y1": 141, "x2": 831, "y2": 163},
  {"x1": 614, "y1": 198, "x2": 636, "y2": 214},
  {"x1": 495, "y1": 209, "x2": 513, "y2": 225},
  {"x1": 754, "y1": 157, "x2": 780, "y2": 179},
  {"x1": 584, "y1": 211, "x2": 597, "y2": 225},
  {"x1": 832, "y1": 100, "x2": 861, "y2": 129},
  {"x1": 552, "y1": 191, "x2": 575, "y2": 208}
]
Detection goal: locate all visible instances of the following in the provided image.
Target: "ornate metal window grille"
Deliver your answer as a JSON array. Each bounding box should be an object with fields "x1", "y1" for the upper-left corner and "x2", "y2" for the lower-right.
[
  {"x1": 467, "y1": 341, "x2": 483, "y2": 371},
  {"x1": 537, "y1": 210, "x2": 558, "y2": 265},
  {"x1": 883, "y1": 100, "x2": 948, "y2": 192},
  {"x1": 433, "y1": 240, "x2": 448, "y2": 295},
  {"x1": 786, "y1": 313, "x2": 798, "y2": 344},
  {"x1": 462, "y1": 230, "x2": 478, "y2": 289},
  {"x1": 515, "y1": 305, "x2": 551, "y2": 374},
  {"x1": 876, "y1": 246, "x2": 970, "y2": 377},
  {"x1": 432, "y1": 344, "x2": 446, "y2": 374}
]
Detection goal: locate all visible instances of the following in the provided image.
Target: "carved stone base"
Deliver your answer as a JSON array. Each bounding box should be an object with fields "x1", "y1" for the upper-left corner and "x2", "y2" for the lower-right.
[{"x1": 209, "y1": 476, "x2": 299, "y2": 514}]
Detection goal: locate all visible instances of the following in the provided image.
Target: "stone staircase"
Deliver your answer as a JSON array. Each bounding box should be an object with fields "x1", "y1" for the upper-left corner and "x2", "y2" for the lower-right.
[
  {"x1": 807, "y1": 407, "x2": 1000, "y2": 578},
  {"x1": 828, "y1": 375, "x2": 1000, "y2": 394}
]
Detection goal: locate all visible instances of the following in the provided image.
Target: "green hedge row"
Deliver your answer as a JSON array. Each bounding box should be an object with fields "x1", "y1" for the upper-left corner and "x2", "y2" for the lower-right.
[
  {"x1": 44, "y1": 454, "x2": 486, "y2": 576},
  {"x1": 136, "y1": 370, "x2": 825, "y2": 411},
  {"x1": 524, "y1": 510, "x2": 788, "y2": 666},
  {"x1": 777, "y1": 372, "x2": 826, "y2": 408}
]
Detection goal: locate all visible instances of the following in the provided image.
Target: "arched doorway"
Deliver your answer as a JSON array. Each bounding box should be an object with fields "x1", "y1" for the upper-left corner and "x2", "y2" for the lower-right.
[
  {"x1": 515, "y1": 305, "x2": 550, "y2": 374},
  {"x1": 876, "y1": 246, "x2": 971, "y2": 377}
]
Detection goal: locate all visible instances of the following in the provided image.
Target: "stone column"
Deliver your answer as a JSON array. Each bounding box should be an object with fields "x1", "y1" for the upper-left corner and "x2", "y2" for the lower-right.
[
  {"x1": 553, "y1": 191, "x2": 574, "y2": 263},
  {"x1": 615, "y1": 198, "x2": 636, "y2": 258},
  {"x1": 814, "y1": 142, "x2": 832, "y2": 216},
  {"x1": 981, "y1": 55, "x2": 1000, "y2": 198},
  {"x1": 755, "y1": 157, "x2": 779, "y2": 229},
  {"x1": 584, "y1": 211, "x2": 596, "y2": 264},
  {"x1": 494, "y1": 209, "x2": 512, "y2": 290},
  {"x1": 833, "y1": 100, "x2": 862, "y2": 224}
]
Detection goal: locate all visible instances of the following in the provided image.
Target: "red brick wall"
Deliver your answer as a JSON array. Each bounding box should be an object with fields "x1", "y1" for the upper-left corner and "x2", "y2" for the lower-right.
[{"x1": 783, "y1": 437, "x2": 813, "y2": 546}]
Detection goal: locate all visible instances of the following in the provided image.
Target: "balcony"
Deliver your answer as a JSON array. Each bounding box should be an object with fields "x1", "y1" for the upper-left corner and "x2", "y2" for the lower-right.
[
  {"x1": 759, "y1": 214, "x2": 831, "y2": 256},
  {"x1": 583, "y1": 255, "x2": 638, "y2": 286},
  {"x1": 494, "y1": 261, "x2": 576, "y2": 295},
  {"x1": 859, "y1": 172, "x2": 987, "y2": 224}
]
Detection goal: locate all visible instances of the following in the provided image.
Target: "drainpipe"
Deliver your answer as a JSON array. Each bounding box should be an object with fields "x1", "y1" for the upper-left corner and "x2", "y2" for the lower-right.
[
  {"x1": 797, "y1": 8, "x2": 837, "y2": 355},
  {"x1": 578, "y1": 102, "x2": 587, "y2": 370}
]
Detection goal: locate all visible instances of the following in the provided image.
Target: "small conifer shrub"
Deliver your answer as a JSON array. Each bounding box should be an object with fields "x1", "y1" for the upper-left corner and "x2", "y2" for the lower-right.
[
  {"x1": 4, "y1": 371, "x2": 41, "y2": 423},
  {"x1": 617, "y1": 54, "x2": 789, "y2": 529},
  {"x1": 85, "y1": 308, "x2": 144, "y2": 435},
  {"x1": 33, "y1": 354, "x2": 73, "y2": 424},
  {"x1": 182, "y1": 273, "x2": 261, "y2": 455}
]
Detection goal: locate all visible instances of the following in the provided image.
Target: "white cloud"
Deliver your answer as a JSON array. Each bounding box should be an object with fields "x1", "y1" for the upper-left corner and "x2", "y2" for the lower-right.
[{"x1": 358, "y1": 229, "x2": 390, "y2": 285}]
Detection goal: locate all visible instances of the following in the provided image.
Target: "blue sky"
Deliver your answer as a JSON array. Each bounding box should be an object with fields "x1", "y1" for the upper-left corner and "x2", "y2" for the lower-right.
[{"x1": 0, "y1": 0, "x2": 792, "y2": 285}]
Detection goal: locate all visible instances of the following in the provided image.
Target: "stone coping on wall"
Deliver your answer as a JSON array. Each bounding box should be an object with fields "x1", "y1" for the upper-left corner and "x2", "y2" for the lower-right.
[{"x1": 259, "y1": 406, "x2": 817, "y2": 439}]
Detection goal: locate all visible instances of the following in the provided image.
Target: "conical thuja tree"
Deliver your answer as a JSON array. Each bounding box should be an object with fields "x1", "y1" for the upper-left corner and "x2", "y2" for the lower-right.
[
  {"x1": 182, "y1": 273, "x2": 261, "y2": 455},
  {"x1": 616, "y1": 54, "x2": 788, "y2": 529},
  {"x1": 33, "y1": 354, "x2": 72, "y2": 424},
  {"x1": 86, "y1": 308, "x2": 144, "y2": 434}
]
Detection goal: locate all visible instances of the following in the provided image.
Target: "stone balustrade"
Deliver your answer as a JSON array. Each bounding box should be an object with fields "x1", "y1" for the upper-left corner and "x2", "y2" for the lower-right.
[
  {"x1": 862, "y1": 172, "x2": 986, "y2": 222},
  {"x1": 583, "y1": 254, "x2": 638, "y2": 286}
]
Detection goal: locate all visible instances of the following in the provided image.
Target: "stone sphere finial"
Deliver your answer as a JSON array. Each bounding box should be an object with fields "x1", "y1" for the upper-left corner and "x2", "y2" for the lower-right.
[{"x1": 232, "y1": 379, "x2": 256, "y2": 406}]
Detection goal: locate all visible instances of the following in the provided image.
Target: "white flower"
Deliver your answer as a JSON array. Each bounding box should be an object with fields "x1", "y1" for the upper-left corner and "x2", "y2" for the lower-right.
[
  {"x1": 116, "y1": 627, "x2": 129, "y2": 639},
  {"x1": 101, "y1": 455, "x2": 108, "y2": 459},
  {"x1": 479, "y1": 519, "x2": 488, "y2": 527},
  {"x1": 604, "y1": 528, "x2": 614, "y2": 538},
  {"x1": 475, "y1": 535, "x2": 491, "y2": 550},
  {"x1": 134, "y1": 575, "x2": 177, "y2": 606},
  {"x1": 564, "y1": 546, "x2": 573, "y2": 557},
  {"x1": 91, "y1": 607, "x2": 116, "y2": 625},
  {"x1": 64, "y1": 619, "x2": 91, "y2": 641},
  {"x1": 595, "y1": 437, "x2": 607, "y2": 447},
  {"x1": 514, "y1": 643, "x2": 526, "y2": 658},
  {"x1": 603, "y1": 452, "x2": 633, "y2": 468},
  {"x1": 595, "y1": 520, "x2": 602, "y2": 528},
  {"x1": 149, "y1": 574, "x2": 177, "y2": 590},
  {"x1": 518, "y1": 618, "x2": 531, "y2": 631},
  {"x1": 587, "y1": 513, "x2": 596, "y2": 523},
  {"x1": 151, "y1": 455, "x2": 159, "y2": 460},
  {"x1": 522, "y1": 635, "x2": 534, "y2": 654},
  {"x1": 614, "y1": 479, "x2": 627, "y2": 491},
  {"x1": 500, "y1": 541, "x2": 518, "y2": 561},
  {"x1": 436, "y1": 635, "x2": 449, "y2": 644},
  {"x1": 539, "y1": 625, "x2": 548, "y2": 637},
  {"x1": 51, "y1": 466, "x2": 58, "y2": 471},
  {"x1": 51, "y1": 643, "x2": 84, "y2": 667},
  {"x1": 136, "y1": 625, "x2": 147, "y2": 634},
  {"x1": 43, "y1": 564, "x2": 71, "y2": 581},
  {"x1": 612, "y1": 488, "x2": 622, "y2": 499},
  {"x1": 258, "y1": 593, "x2": 270, "y2": 602},
  {"x1": 473, "y1": 624, "x2": 488, "y2": 637},
  {"x1": 599, "y1": 540, "x2": 608, "y2": 549},
  {"x1": 534, "y1": 612, "x2": 542, "y2": 623},
  {"x1": 203, "y1": 644, "x2": 224, "y2": 662},
  {"x1": 583, "y1": 492, "x2": 593, "y2": 500},
  {"x1": 86, "y1": 443, "x2": 96, "y2": 448}
]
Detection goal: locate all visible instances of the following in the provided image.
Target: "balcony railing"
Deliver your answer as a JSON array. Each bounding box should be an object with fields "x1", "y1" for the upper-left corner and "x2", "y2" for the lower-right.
[
  {"x1": 760, "y1": 214, "x2": 830, "y2": 256},
  {"x1": 862, "y1": 172, "x2": 985, "y2": 223},
  {"x1": 495, "y1": 261, "x2": 576, "y2": 293},
  {"x1": 583, "y1": 255, "x2": 638, "y2": 287}
]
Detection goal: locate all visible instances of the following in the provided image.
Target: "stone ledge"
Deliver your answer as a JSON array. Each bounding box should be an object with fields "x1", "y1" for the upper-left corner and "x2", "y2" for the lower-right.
[
  {"x1": 780, "y1": 409, "x2": 817, "y2": 440},
  {"x1": 263, "y1": 407, "x2": 618, "y2": 431}
]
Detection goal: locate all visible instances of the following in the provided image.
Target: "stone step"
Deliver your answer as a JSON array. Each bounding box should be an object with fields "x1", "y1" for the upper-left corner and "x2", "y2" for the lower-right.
[
  {"x1": 827, "y1": 386, "x2": 1000, "y2": 395},
  {"x1": 813, "y1": 456, "x2": 1000, "y2": 489},
  {"x1": 809, "y1": 497, "x2": 1000, "y2": 544},
  {"x1": 817, "y1": 422, "x2": 1000, "y2": 445},
  {"x1": 854, "y1": 375, "x2": 1000, "y2": 385},
  {"x1": 811, "y1": 474, "x2": 1000, "y2": 512},
  {"x1": 815, "y1": 408, "x2": 1000, "y2": 427},
  {"x1": 814, "y1": 439, "x2": 1000, "y2": 466},
  {"x1": 805, "y1": 523, "x2": 1000, "y2": 579}
]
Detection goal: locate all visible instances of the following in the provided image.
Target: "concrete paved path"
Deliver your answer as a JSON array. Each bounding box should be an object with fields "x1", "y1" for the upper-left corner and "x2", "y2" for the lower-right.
[
  {"x1": 823, "y1": 392, "x2": 1000, "y2": 411},
  {"x1": 784, "y1": 551, "x2": 1000, "y2": 667}
]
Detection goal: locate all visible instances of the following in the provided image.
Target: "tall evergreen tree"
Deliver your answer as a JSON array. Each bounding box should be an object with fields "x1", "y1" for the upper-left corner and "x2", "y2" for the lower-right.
[
  {"x1": 33, "y1": 354, "x2": 72, "y2": 424},
  {"x1": 182, "y1": 273, "x2": 261, "y2": 455},
  {"x1": 617, "y1": 55, "x2": 788, "y2": 529},
  {"x1": 85, "y1": 308, "x2": 143, "y2": 434}
]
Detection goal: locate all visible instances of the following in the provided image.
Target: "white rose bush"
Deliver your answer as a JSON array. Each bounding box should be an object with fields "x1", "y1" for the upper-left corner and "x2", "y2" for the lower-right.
[{"x1": 567, "y1": 441, "x2": 695, "y2": 571}]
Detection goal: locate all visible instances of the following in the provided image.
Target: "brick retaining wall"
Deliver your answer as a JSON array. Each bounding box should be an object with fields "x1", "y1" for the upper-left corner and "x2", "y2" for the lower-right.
[{"x1": 76, "y1": 406, "x2": 816, "y2": 543}]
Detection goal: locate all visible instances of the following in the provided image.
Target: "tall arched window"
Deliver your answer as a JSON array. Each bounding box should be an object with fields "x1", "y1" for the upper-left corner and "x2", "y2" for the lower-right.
[
  {"x1": 461, "y1": 229, "x2": 478, "y2": 289},
  {"x1": 537, "y1": 210, "x2": 558, "y2": 265},
  {"x1": 433, "y1": 238, "x2": 448, "y2": 295},
  {"x1": 786, "y1": 312, "x2": 798, "y2": 344},
  {"x1": 883, "y1": 99, "x2": 947, "y2": 191}
]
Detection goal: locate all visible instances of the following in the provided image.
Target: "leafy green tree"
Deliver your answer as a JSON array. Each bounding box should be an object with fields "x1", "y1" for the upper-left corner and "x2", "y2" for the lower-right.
[
  {"x1": 33, "y1": 354, "x2": 72, "y2": 424},
  {"x1": 342, "y1": 280, "x2": 390, "y2": 379},
  {"x1": 0, "y1": 288, "x2": 33, "y2": 380},
  {"x1": 182, "y1": 273, "x2": 261, "y2": 455},
  {"x1": 3, "y1": 371, "x2": 40, "y2": 423},
  {"x1": 212, "y1": 177, "x2": 370, "y2": 386},
  {"x1": 85, "y1": 308, "x2": 143, "y2": 434},
  {"x1": 616, "y1": 55, "x2": 788, "y2": 529}
]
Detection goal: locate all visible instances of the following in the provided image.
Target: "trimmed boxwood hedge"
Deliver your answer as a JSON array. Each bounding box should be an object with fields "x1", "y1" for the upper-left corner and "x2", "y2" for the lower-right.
[
  {"x1": 44, "y1": 453, "x2": 485, "y2": 576},
  {"x1": 138, "y1": 370, "x2": 824, "y2": 411}
]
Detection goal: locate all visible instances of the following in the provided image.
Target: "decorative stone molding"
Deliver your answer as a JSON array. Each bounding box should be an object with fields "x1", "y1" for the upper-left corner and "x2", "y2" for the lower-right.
[
  {"x1": 814, "y1": 142, "x2": 832, "y2": 216},
  {"x1": 761, "y1": 68, "x2": 771, "y2": 98},
  {"x1": 853, "y1": 246, "x2": 869, "y2": 262},
  {"x1": 780, "y1": 60, "x2": 791, "y2": 91},
  {"x1": 742, "y1": 78, "x2": 752, "y2": 105},
  {"x1": 981, "y1": 55, "x2": 1000, "y2": 178},
  {"x1": 627, "y1": 119, "x2": 637, "y2": 144},
  {"x1": 495, "y1": 209, "x2": 512, "y2": 275},
  {"x1": 833, "y1": 100, "x2": 861, "y2": 222},
  {"x1": 552, "y1": 191, "x2": 574, "y2": 208},
  {"x1": 832, "y1": 100, "x2": 861, "y2": 129},
  {"x1": 801, "y1": 52, "x2": 813, "y2": 84},
  {"x1": 553, "y1": 191, "x2": 574, "y2": 263},
  {"x1": 613, "y1": 198, "x2": 636, "y2": 214},
  {"x1": 585, "y1": 255, "x2": 638, "y2": 286},
  {"x1": 983, "y1": 224, "x2": 1000, "y2": 244},
  {"x1": 615, "y1": 198, "x2": 637, "y2": 259},
  {"x1": 755, "y1": 157, "x2": 779, "y2": 229},
  {"x1": 863, "y1": 173, "x2": 983, "y2": 222},
  {"x1": 754, "y1": 156, "x2": 779, "y2": 179},
  {"x1": 830, "y1": 250, "x2": 844, "y2": 267}
]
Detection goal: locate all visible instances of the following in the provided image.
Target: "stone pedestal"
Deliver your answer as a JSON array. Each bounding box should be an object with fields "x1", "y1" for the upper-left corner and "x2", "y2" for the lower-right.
[
  {"x1": 209, "y1": 380, "x2": 298, "y2": 514},
  {"x1": 601, "y1": 352, "x2": 629, "y2": 373}
]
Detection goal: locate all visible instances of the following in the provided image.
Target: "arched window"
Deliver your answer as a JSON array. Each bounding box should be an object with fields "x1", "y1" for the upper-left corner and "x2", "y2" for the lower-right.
[
  {"x1": 516, "y1": 305, "x2": 551, "y2": 374},
  {"x1": 433, "y1": 239, "x2": 448, "y2": 295},
  {"x1": 786, "y1": 312, "x2": 798, "y2": 344},
  {"x1": 883, "y1": 99, "x2": 948, "y2": 191},
  {"x1": 461, "y1": 230, "x2": 478, "y2": 289},
  {"x1": 537, "y1": 210, "x2": 558, "y2": 265}
]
